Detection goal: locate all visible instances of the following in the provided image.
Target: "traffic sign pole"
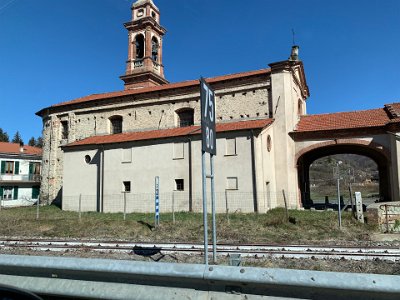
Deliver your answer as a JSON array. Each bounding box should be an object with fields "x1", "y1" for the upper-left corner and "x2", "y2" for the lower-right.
[
  {"x1": 201, "y1": 151, "x2": 208, "y2": 265},
  {"x1": 200, "y1": 77, "x2": 217, "y2": 265},
  {"x1": 210, "y1": 154, "x2": 217, "y2": 263}
]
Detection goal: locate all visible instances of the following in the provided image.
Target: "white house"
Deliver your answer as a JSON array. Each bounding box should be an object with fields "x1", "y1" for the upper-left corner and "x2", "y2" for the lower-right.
[{"x1": 0, "y1": 142, "x2": 42, "y2": 207}]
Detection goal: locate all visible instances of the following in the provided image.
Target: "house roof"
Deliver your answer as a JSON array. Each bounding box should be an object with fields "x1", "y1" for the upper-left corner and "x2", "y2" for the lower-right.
[
  {"x1": 36, "y1": 69, "x2": 270, "y2": 116},
  {"x1": 0, "y1": 142, "x2": 42, "y2": 156},
  {"x1": 294, "y1": 104, "x2": 400, "y2": 133},
  {"x1": 64, "y1": 118, "x2": 274, "y2": 148}
]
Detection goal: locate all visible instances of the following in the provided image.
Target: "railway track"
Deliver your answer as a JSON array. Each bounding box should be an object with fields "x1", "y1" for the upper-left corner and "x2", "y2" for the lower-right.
[{"x1": 1, "y1": 238, "x2": 400, "y2": 262}]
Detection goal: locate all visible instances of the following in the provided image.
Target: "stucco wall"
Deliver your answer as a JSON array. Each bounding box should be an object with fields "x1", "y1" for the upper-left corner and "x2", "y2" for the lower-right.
[{"x1": 62, "y1": 131, "x2": 259, "y2": 213}]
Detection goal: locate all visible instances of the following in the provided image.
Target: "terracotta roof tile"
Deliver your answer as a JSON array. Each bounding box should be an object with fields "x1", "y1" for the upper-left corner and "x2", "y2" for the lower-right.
[
  {"x1": 295, "y1": 108, "x2": 390, "y2": 132},
  {"x1": 384, "y1": 103, "x2": 400, "y2": 118},
  {"x1": 44, "y1": 69, "x2": 270, "y2": 111},
  {"x1": 65, "y1": 118, "x2": 274, "y2": 148},
  {"x1": 0, "y1": 142, "x2": 42, "y2": 156}
]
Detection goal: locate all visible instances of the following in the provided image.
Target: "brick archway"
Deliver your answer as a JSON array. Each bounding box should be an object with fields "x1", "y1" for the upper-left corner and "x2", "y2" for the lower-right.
[{"x1": 296, "y1": 139, "x2": 391, "y2": 208}]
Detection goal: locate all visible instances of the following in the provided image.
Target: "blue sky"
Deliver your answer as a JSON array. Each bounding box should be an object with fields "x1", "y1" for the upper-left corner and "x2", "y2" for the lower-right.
[{"x1": 0, "y1": 0, "x2": 399, "y2": 143}]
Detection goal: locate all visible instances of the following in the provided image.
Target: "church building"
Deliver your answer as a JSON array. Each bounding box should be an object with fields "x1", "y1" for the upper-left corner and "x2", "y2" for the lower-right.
[{"x1": 36, "y1": 0, "x2": 319, "y2": 213}]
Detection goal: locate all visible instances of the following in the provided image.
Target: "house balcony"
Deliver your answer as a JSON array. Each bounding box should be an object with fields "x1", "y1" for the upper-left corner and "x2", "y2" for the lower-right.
[{"x1": 0, "y1": 174, "x2": 41, "y2": 183}]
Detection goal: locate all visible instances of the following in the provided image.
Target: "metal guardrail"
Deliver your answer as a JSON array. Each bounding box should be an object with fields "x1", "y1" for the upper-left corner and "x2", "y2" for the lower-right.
[{"x1": 0, "y1": 255, "x2": 399, "y2": 300}]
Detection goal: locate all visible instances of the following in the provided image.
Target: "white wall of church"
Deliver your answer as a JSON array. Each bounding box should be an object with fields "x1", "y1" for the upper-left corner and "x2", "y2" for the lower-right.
[{"x1": 62, "y1": 131, "x2": 268, "y2": 213}]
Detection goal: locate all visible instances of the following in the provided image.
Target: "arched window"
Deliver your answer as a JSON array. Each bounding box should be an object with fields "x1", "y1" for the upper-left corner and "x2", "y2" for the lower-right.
[
  {"x1": 151, "y1": 37, "x2": 159, "y2": 62},
  {"x1": 135, "y1": 34, "x2": 145, "y2": 59},
  {"x1": 177, "y1": 108, "x2": 194, "y2": 127},
  {"x1": 298, "y1": 99, "x2": 303, "y2": 116},
  {"x1": 109, "y1": 116, "x2": 123, "y2": 134}
]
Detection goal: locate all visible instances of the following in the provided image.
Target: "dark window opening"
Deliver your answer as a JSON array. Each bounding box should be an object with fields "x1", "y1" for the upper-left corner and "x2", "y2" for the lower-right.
[
  {"x1": 135, "y1": 34, "x2": 145, "y2": 59},
  {"x1": 61, "y1": 121, "x2": 68, "y2": 139},
  {"x1": 2, "y1": 186, "x2": 13, "y2": 199},
  {"x1": 175, "y1": 179, "x2": 184, "y2": 191},
  {"x1": 152, "y1": 37, "x2": 159, "y2": 62},
  {"x1": 177, "y1": 109, "x2": 194, "y2": 127},
  {"x1": 123, "y1": 181, "x2": 131, "y2": 192},
  {"x1": 110, "y1": 116, "x2": 123, "y2": 134}
]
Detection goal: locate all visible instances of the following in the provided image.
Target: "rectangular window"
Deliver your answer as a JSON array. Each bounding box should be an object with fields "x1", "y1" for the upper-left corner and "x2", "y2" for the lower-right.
[
  {"x1": 2, "y1": 186, "x2": 13, "y2": 200},
  {"x1": 226, "y1": 177, "x2": 238, "y2": 190},
  {"x1": 225, "y1": 138, "x2": 237, "y2": 156},
  {"x1": 122, "y1": 148, "x2": 132, "y2": 163},
  {"x1": 110, "y1": 117, "x2": 123, "y2": 134},
  {"x1": 175, "y1": 179, "x2": 184, "y2": 191},
  {"x1": 173, "y1": 143, "x2": 184, "y2": 159},
  {"x1": 4, "y1": 161, "x2": 14, "y2": 174},
  {"x1": 29, "y1": 162, "x2": 41, "y2": 181},
  {"x1": 123, "y1": 181, "x2": 131, "y2": 192},
  {"x1": 61, "y1": 121, "x2": 69, "y2": 139}
]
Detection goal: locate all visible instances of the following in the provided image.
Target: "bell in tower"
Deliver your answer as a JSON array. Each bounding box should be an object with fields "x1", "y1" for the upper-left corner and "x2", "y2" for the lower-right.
[{"x1": 120, "y1": 0, "x2": 169, "y2": 90}]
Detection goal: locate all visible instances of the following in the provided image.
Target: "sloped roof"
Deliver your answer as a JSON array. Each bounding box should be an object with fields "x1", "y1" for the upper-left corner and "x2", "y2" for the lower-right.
[
  {"x1": 0, "y1": 142, "x2": 42, "y2": 156},
  {"x1": 36, "y1": 69, "x2": 270, "y2": 115},
  {"x1": 65, "y1": 118, "x2": 274, "y2": 148},
  {"x1": 295, "y1": 104, "x2": 400, "y2": 133}
]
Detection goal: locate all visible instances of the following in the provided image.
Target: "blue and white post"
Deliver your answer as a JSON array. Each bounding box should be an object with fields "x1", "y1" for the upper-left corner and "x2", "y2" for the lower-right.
[{"x1": 155, "y1": 176, "x2": 160, "y2": 227}]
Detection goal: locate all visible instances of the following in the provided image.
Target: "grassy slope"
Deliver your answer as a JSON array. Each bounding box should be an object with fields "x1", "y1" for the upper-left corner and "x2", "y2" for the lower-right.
[{"x1": 0, "y1": 206, "x2": 376, "y2": 245}]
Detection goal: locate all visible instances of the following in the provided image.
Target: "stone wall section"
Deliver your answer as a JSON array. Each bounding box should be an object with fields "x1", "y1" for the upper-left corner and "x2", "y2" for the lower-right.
[{"x1": 40, "y1": 80, "x2": 271, "y2": 203}]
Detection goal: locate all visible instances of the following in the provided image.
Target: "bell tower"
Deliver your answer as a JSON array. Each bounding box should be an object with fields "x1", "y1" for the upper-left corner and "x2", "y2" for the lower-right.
[{"x1": 120, "y1": 0, "x2": 168, "y2": 90}]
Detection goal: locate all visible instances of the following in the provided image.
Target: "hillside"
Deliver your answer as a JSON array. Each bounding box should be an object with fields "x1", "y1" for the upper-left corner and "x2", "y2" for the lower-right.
[{"x1": 309, "y1": 154, "x2": 379, "y2": 203}]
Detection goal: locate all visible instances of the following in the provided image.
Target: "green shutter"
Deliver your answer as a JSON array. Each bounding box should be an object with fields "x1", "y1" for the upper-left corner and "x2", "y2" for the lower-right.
[
  {"x1": 29, "y1": 162, "x2": 33, "y2": 175},
  {"x1": 32, "y1": 186, "x2": 40, "y2": 199},
  {"x1": 14, "y1": 161, "x2": 19, "y2": 175},
  {"x1": 13, "y1": 186, "x2": 18, "y2": 200},
  {"x1": 0, "y1": 161, "x2": 5, "y2": 174},
  {"x1": 0, "y1": 186, "x2": 3, "y2": 199}
]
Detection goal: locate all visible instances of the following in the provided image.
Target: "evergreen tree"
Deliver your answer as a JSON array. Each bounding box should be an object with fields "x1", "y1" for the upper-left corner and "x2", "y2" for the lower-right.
[
  {"x1": 12, "y1": 131, "x2": 24, "y2": 145},
  {"x1": 28, "y1": 137, "x2": 36, "y2": 146},
  {"x1": 35, "y1": 137, "x2": 43, "y2": 148},
  {"x1": 0, "y1": 128, "x2": 9, "y2": 142}
]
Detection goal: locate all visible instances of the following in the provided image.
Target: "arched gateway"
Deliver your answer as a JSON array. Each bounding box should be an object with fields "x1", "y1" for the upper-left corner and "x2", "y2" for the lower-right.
[
  {"x1": 295, "y1": 139, "x2": 390, "y2": 207},
  {"x1": 291, "y1": 104, "x2": 400, "y2": 208}
]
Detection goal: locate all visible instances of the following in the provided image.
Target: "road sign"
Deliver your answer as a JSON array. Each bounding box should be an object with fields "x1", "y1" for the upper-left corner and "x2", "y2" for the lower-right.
[{"x1": 200, "y1": 78, "x2": 216, "y2": 155}]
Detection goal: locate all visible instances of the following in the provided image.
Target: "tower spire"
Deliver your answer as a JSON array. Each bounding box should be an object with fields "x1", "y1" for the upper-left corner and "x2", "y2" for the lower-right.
[{"x1": 120, "y1": 0, "x2": 168, "y2": 90}]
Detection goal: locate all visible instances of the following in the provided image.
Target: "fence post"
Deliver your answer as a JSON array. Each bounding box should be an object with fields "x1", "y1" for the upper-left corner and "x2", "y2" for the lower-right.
[
  {"x1": 385, "y1": 204, "x2": 389, "y2": 233},
  {"x1": 225, "y1": 190, "x2": 230, "y2": 224},
  {"x1": 79, "y1": 194, "x2": 82, "y2": 221},
  {"x1": 282, "y1": 190, "x2": 289, "y2": 221},
  {"x1": 123, "y1": 192, "x2": 127, "y2": 221},
  {"x1": 36, "y1": 197, "x2": 40, "y2": 220},
  {"x1": 172, "y1": 192, "x2": 175, "y2": 224}
]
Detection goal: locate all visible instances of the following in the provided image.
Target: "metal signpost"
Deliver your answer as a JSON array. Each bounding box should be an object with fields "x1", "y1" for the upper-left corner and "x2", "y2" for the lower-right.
[
  {"x1": 200, "y1": 77, "x2": 217, "y2": 265},
  {"x1": 155, "y1": 176, "x2": 160, "y2": 227},
  {"x1": 333, "y1": 162, "x2": 342, "y2": 230}
]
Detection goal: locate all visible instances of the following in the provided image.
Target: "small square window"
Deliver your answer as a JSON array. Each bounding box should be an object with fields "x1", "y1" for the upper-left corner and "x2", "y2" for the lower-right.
[
  {"x1": 175, "y1": 179, "x2": 184, "y2": 191},
  {"x1": 226, "y1": 177, "x2": 238, "y2": 190},
  {"x1": 123, "y1": 181, "x2": 131, "y2": 192},
  {"x1": 173, "y1": 143, "x2": 184, "y2": 159},
  {"x1": 225, "y1": 138, "x2": 237, "y2": 156},
  {"x1": 122, "y1": 148, "x2": 132, "y2": 163}
]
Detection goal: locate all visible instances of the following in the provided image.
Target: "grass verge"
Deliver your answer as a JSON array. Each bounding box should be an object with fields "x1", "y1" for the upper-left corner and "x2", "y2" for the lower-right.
[{"x1": 0, "y1": 206, "x2": 377, "y2": 245}]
